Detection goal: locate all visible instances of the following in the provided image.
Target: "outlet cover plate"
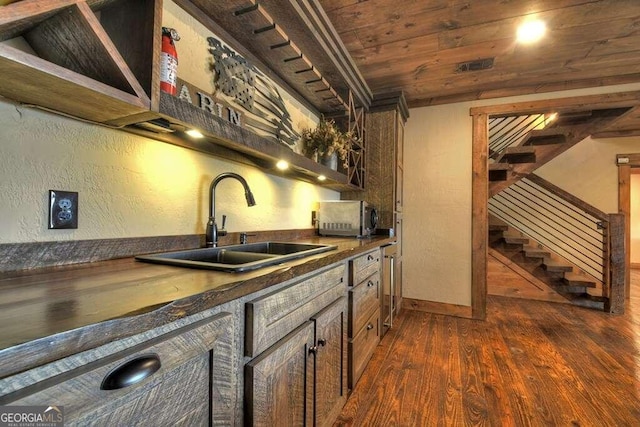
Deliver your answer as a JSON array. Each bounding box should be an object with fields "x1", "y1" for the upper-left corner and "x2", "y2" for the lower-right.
[{"x1": 49, "y1": 190, "x2": 78, "y2": 229}]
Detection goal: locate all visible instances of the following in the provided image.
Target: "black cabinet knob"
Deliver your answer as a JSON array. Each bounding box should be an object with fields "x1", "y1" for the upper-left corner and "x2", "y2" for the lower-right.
[
  {"x1": 318, "y1": 339, "x2": 326, "y2": 347},
  {"x1": 366, "y1": 323, "x2": 374, "y2": 330},
  {"x1": 367, "y1": 280, "x2": 375, "y2": 287},
  {"x1": 309, "y1": 346, "x2": 318, "y2": 355}
]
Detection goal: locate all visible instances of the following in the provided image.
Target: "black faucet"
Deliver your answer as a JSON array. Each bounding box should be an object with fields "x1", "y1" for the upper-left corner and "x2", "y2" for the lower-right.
[{"x1": 206, "y1": 172, "x2": 256, "y2": 247}]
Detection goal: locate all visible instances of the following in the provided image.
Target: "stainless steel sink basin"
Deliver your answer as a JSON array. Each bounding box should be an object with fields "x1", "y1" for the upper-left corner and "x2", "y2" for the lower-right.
[{"x1": 135, "y1": 242, "x2": 337, "y2": 272}]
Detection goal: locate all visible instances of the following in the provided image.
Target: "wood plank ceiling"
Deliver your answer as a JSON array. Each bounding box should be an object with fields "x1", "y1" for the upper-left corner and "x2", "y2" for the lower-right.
[{"x1": 318, "y1": 0, "x2": 640, "y2": 109}]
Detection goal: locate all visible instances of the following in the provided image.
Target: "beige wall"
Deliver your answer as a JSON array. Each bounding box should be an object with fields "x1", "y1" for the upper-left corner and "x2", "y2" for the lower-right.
[
  {"x1": 0, "y1": 1, "x2": 340, "y2": 245},
  {"x1": 0, "y1": 100, "x2": 338, "y2": 244},
  {"x1": 404, "y1": 103, "x2": 473, "y2": 305},
  {"x1": 536, "y1": 136, "x2": 640, "y2": 213},
  {"x1": 403, "y1": 83, "x2": 640, "y2": 307}
]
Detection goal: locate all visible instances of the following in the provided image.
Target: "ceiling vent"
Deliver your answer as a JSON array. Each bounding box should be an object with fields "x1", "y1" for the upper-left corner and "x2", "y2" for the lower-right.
[{"x1": 456, "y1": 58, "x2": 495, "y2": 73}]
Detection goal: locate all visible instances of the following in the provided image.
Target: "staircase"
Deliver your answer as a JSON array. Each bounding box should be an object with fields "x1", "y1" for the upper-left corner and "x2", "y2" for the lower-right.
[
  {"x1": 489, "y1": 216, "x2": 606, "y2": 310},
  {"x1": 488, "y1": 107, "x2": 629, "y2": 197}
]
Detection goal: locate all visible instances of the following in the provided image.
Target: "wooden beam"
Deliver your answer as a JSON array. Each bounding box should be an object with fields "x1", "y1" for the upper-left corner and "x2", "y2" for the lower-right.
[
  {"x1": 607, "y1": 213, "x2": 626, "y2": 314},
  {"x1": 472, "y1": 112, "x2": 488, "y2": 320},
  {"x1": 618, "y1": 163, "x2": 631, "y2": 299},
  {"x1": 407, "y1": 74, "x2": 640, "y2": 108},
  {"x1": 470, "y1": 91, "x2": 640, "y2": 116}
]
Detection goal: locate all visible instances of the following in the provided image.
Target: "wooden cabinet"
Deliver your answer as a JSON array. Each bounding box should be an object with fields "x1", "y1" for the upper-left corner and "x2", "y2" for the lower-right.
[
  {"x1": 0, "y1": 310, "x2": 236, "y2": 426},
  {"x1": 312, "y1": 297, "x2": 348, "y2": 427},
  {"x1": 343, "y1": 93, "x2": 407, "y2": 316},
  {"x1": 347, "y1": 248, "x2": 381, "y2": 388},
  {"x1": 245, "y1": 321, "x2": 315, "y2": 426},
  {"x1": 245, "y1": 264, "x2": 348, "y2": 427}
]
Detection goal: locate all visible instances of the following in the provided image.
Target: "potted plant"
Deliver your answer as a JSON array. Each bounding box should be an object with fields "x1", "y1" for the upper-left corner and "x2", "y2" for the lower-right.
[{"x1": 300, "y1": 119, "x2": 352, "y2": 170}]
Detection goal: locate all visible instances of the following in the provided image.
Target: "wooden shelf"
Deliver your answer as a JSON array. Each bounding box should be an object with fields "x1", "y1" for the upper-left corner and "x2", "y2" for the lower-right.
[
  {"x1": 0, "y1": 43, "x2": 148, "y2": 122},
  {"x1": 0, "y1": 0, "x2": 155, "y2": 123},
  {"x1": 125, "y1": 93, "x2": 360, "y2": 191}
]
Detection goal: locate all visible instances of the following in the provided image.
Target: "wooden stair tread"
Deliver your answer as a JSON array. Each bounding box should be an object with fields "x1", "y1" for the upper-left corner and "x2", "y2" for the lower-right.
[
  {"x1": 503, "y1": 234, "x2": 529, "y2": 244},
  {"x1": 523, "y1": 246, "x2": 550, "y2": 258},
  {"x1": 542, "y1": 260, "x2": 573, "y2": 273},
  {"x1": 563, "y1": 273, "x2": 597, "y2": 287},
  {"x1": 521, "y1": 128, "x2": 569, "y2": 146},
  {"x1": 489, "y1": 217, "x2": 509, "y2": 231},
  {"x1": 489, "y1": 163, "x2": 509, "y2": 181},
  {"x1": 489, "y1": 163, "x2": 510, "y2": 171},
  {"x1": 498, "y1": 146, "x2": 537, "y2": 164}
]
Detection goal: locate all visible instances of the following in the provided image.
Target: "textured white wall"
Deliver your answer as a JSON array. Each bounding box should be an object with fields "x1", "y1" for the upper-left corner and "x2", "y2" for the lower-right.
[
  {"x1": 404, "y1": 83, "x2": 640, "y2": 307},
  {"x1": 404, "y1": 103, "x2": 473, "y2": 305},
  {"x1": 0, "y1": 100, "x2": 339, "y2": 243},
  {"x1": 536, "y1": 136, "x2": 640, "y2": 213}
]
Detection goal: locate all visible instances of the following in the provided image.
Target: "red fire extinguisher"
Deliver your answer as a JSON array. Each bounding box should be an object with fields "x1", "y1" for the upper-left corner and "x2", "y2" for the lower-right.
[{"x1": 160, "y1": 27, "x2": 180, "y2": 95}]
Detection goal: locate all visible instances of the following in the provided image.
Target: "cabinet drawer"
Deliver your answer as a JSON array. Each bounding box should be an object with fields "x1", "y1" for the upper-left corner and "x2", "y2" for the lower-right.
[
  {"x1": 348, "y1": 308, "x2": 380, "y2": 388},
  {"x1": 350, "y1": 249, "x2": 380, "y2": 285},
  {"x1": 348, "y1": 272, "x2": 380, "y2": 337},
  {"x1": 246, "y1": 263, "x2": 346, "y2": 357},
  {"x1": 1, "y1": 312, "x2": 234, "y2": 426}
]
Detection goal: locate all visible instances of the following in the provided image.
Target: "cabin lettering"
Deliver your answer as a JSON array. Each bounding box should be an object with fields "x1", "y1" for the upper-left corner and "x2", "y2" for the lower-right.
[{"x1": 176, "y1": 79, "x2": 242, "y2": 127}]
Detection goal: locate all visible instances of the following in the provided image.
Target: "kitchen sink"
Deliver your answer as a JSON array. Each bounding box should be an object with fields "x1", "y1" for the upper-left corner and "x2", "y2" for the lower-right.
[{"x1": 135, "y1": 242, "x2": 337, "y2": 272}]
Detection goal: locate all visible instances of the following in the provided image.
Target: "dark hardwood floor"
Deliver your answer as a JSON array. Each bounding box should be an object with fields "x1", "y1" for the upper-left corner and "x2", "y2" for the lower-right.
[{"x1": 335, "y1": 272, "x2": 640, "y2": 426}]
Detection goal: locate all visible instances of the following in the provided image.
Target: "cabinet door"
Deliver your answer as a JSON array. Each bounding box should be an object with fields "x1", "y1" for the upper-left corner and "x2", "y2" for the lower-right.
[
  {"x1": 3, "y1": 312, "x2": 235, "y2": 426},
  {"x1": 312, "y1": 297, "x2": 347, "y2": 427},
  {"x1": 395, "y1": 112, "x2": 405, "y2": 212},
  {"x1": 395, "y1": 257, "x2": 403, "y2": 315},
  {"x1": 245, "y1": 322, "x2": 315, "y2": 427}
]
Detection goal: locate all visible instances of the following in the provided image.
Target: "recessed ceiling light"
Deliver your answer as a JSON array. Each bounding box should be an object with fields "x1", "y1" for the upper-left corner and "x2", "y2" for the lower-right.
[
  {"x1": 317, "y1": 175, "x2": 326, "y2": 181},
  {"x1": 185, "y1": 129, "x2": 204, "y2": 138},
  {"x1": 276, "y1": 160, "x2": 289, "y2": 170},
  {"x1": 517, "y1": 19, "x2": 546, "y2": 44}
]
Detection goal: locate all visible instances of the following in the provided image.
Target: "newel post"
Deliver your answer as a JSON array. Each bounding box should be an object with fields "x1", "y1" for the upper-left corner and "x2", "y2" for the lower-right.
[{"x1": 606, "y1": 213, "x2": 625, "y2": 314}]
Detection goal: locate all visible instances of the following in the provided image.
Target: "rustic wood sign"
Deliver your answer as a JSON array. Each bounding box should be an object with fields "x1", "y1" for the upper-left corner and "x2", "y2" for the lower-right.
[{"x1": 176, "y1": 78, "x2": 243, "y2": 127}]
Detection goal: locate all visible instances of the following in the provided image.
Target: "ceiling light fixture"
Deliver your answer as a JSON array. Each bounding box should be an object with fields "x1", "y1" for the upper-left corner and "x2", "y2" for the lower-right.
[
  {"x1": 517, "y1": 19, "x2": 546, "y2": 44},
  {"x1": 276, "y1": 160, "x2": 289, "y2": 170},
  {"x1": 317, "y1": 175, "x2": 326, "y2": 181},
  {"x1": 185, "y1": 129, "x2": 204, "y2": 138}
]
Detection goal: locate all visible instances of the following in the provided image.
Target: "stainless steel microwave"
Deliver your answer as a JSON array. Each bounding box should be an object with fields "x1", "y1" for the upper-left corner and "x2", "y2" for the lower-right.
[{"x1": 318, "y1": 201, "x2": 378, "y2": 237}]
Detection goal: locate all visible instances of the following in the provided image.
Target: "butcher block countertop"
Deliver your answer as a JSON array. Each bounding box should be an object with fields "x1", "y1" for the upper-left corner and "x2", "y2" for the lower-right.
[{"x1": 0, "y1": 235, "x2": 393, "y2": 377}]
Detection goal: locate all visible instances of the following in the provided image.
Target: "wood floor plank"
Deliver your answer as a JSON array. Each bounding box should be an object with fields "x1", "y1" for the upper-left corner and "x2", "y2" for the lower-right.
[
  {"x1": 336, "y1": 277, "x2": 640, "y2": 426},
  {"x1": 496, "y1": 298, "x2": 617, "y2": 426}
]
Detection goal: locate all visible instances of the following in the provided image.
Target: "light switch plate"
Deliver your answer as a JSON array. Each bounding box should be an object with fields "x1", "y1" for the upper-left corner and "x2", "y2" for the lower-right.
[{"x1": 48, "y1": 190, "x2": 78, "y2": 229}]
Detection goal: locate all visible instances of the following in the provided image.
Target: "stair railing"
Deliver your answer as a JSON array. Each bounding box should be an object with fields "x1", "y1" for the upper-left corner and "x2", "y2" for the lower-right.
[
  {"x1": 489, "y1": 174, "x2": 625, "y2": 313},
  {"x1": 489, "y1": 114, "x2": 546, "y2": 159}
]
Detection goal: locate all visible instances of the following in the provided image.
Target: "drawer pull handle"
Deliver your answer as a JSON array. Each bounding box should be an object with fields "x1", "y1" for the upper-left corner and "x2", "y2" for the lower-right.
[
  {"x1": 367, "y1": 254, "x2": 374, "y2": 261},
  {"x1": 318, "y1": 338, "x2": 326, "y2": 347},
  {"x1": 366, "y1": 323, "x2": 374, "y2": 330},
  {"x1": 101, "y1": 354, "x2": 161, "y2": 390},
  {"x1": 367, "y1": 280, "x2": 375, "y2": 288}
]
